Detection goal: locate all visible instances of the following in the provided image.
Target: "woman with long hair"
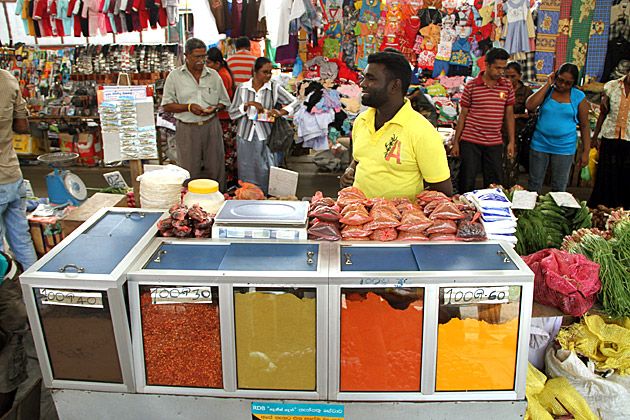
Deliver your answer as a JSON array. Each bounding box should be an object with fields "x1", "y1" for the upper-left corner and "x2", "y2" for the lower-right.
[
  {"x1": 207, "y1": 47, "x2": 239, "y2": 189},
  {"x1": 227, "y1": 57, "x2": 299, "y2": 194},
  {"x1": 525, "y1": 63, "x2": 592, "y2": 193}
]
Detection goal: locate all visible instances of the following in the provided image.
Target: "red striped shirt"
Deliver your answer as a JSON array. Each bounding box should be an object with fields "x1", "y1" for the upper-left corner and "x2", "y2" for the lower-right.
[
  {"x1": 460, "y1": 73, "x2": 515, "y2": 146},
  {"x1": 227, "y1": 50, "x2": 256, "y2": 86}
]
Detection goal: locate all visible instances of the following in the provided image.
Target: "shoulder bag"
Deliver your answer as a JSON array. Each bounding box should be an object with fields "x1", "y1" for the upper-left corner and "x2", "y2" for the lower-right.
[{"x1": 268, "y1": 82, "x2": 295, "y2": 153}]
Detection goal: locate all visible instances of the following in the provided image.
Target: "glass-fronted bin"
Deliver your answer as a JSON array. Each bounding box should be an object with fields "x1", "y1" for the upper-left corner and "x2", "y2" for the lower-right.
[
  {"x1": 127, "y1": 239, "x2": 330, "y2": 399},
  {"x1": 20, "y1": 208, "x2": 165, "y2": 392},
  {"x1": 328, "y1": 241, "x2": 533, "y2": 402}
]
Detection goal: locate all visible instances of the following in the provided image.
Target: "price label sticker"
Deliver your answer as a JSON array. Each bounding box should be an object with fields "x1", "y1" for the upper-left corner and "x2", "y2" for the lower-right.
[
  {"x1": 150, "y1": 287, "x2": 213, "y2": 304},
  {"x1": 40, "y1": 289, "x2": 104, "y2": 308},
  {"x1": 443, "y1": 286, "x2": 509, "y2": 305}
]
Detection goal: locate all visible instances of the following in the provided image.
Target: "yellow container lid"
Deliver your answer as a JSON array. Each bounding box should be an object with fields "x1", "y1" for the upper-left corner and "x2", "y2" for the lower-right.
[{"x1": 187, "y1": 179, "x2": 219, "y2": 194}]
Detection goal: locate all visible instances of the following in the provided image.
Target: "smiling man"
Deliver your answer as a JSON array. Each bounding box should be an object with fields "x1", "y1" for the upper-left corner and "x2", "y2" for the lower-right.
[
  {"x1": 340, "y1": 50, "x2": 452, "y2": 200},
  {"x1": 162, "y1": 38, "x2": 231, "y2": 188}
]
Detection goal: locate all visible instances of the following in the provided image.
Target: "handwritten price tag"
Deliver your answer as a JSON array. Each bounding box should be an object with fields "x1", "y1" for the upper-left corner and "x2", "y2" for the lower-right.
[
  {"x1": 150, "y1": 287, "x2": 213, "y2": 304},
  {"x1": 40, "y1": 289, "x2": 104, "y2": 308},
  {"x1": 443, "y1": 287, "x2": 509, "y2": 305}
]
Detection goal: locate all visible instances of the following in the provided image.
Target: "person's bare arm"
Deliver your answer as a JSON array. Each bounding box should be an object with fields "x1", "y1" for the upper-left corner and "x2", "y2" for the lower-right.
[
  {"x1": 12, "y1": 118, "x2": 29, "y2": 134},
  {"x1": 526, "y1": 73, "x2": 554, "y2": 112},
  {"x1": 504, "y1": 105, "x2": 515, "y2": 159},
  {"x1": 591, "y1": 94, "x2": 609, "y2": 149},
  {"x1": 340, "y1": 160, "x2": 356, "y2": 188},
  {"x1": 450, "y1": 106, "x2": 469, "y2": 157},
  {"x1": 163, "y1": 103, "x2": 209, "y2": 116},
  {"x1": 425, "y1": 178, "x2": 453, "y2": 197},
  {"x1": 577, "y1": 99, "x2": 592, "y2": 168}
]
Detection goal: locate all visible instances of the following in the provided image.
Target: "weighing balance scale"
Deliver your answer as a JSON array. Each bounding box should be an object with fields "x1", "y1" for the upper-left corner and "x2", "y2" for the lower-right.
[
  {"x1": 212, "y1": 200, "x2": 309, "y2": 240},
  {"x1": 37, "y1": 152, "x2": 88, "y2": 206}
]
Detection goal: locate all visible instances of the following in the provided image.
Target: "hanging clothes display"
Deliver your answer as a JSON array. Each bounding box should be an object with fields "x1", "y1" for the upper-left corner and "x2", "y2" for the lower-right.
[
  {"x1": 533, "y1": 0, "x2": 561, "y2": 81},
  {"x1": 209, "y1": 0, "x2": 231, "y2": 33},
  {"x1": 503, "y1": 0, "x2": 535, "y2": 54},
  {"x1": 565, "y1": 0, "x2": 596, "y2": 79},
  {"x1": 554, "y1": 0, "x2": 573, "y2": 72},
  {"x1": 584, "y1": 0, "x2": 613, "y2": 82}
]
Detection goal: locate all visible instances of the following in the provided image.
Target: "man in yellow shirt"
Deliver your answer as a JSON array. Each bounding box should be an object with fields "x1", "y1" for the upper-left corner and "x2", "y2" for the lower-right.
[{"x1": 340, "y1": 51, "x2": 452, "y2": 199}]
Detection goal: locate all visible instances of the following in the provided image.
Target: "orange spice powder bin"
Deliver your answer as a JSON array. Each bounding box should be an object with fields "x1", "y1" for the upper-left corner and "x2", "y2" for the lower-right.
[{"x1": 340, "y1": 291, "x2": 424, "y2": 392}]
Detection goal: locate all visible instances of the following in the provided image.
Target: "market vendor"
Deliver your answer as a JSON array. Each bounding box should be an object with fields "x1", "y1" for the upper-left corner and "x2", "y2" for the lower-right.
[
  {"x1": 162, "y1": 38, "x2": 231, "y2": 189},
  {"x1": 340, "y1": 51, "x2": 452, "y2": 200}
]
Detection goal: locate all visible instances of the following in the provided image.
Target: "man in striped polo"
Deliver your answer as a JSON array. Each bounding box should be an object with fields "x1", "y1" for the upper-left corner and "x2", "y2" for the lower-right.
[
  {"x1": 451, "y1": 48, "x2": 516, "y2": 193},
  {"x1": 227, "y1": 37, "x2": 257, "y2": 87}
]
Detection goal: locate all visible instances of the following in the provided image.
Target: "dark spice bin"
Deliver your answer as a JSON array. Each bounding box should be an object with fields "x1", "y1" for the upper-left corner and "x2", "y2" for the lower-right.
[{"x1": 20, "y1": 208, "x2": 165, "y2": 393}]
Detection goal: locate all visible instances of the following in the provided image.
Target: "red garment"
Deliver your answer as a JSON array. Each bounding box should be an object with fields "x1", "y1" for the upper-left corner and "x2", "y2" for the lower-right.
[
  {"x1": 330, "y1": 59, "x2": 358, "y2": 82},
  {"x1": 401, "y1": 17, "x2": 421, "y2": 43},
  {"x1": 217, "y1": 66, "x2": 234, "y2": 119}
]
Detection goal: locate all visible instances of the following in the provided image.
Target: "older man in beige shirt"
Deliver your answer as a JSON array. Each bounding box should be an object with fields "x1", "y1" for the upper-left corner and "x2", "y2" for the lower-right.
[{"x1": 162, "y1": 38, "x2": 231, "y2": 189}]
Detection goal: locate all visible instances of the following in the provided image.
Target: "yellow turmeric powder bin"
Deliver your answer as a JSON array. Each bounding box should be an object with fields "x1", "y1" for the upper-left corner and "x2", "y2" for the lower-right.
[{"x1": 435, "y1": 286, "x2": 522, "y2": 392}]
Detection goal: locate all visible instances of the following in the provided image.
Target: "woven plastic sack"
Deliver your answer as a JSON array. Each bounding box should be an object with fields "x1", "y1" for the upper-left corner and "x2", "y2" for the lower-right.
[
  {"x1": 522, "y1": 249, "x2": 600, "y2": 316},
  {"x1": 545, "y1": 345, "x2": 630, "y2": 420}
]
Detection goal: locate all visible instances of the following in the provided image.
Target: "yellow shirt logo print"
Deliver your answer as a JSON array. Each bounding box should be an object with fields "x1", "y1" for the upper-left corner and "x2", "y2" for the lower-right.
[{"x1": 384, "y1": 134, "x2": 402, "y2": 164}]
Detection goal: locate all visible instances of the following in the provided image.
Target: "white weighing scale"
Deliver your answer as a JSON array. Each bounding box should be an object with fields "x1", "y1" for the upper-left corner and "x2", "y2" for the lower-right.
[
  {"x1": 37, "y1": 152, "x2": 88, "y2": 207},
  {"x1": 212, "y1": 200, "x2": 309, "y2": 240}
]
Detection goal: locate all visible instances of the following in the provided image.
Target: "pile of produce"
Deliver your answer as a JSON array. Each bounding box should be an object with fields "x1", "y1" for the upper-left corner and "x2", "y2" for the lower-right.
[
  {"x1": 514, "y1": 194, "x2": 592, "y2": 255},
  {"x1": 590, "y1": 204, "x2": 624, "y2": 231},
  {"x1": 157, "y1": 204, "x2": 214, "y2": 238},
  {"x1": 562, "y1": 210, "x2": 630, "y2": 319},
  {"x1": 306, "y1": 187, "x2": 487, "y2": 242}
]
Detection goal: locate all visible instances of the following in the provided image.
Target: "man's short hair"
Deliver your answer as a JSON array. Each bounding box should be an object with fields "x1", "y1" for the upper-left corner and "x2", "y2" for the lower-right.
[
  {"x1": 367, "y1": 51, "x2": 412, "y2": 95},
  {"x1": 485, "y1": 47, "x2": 510, "y2": 65},
  {"x1": 185, "y1": 38, "x2": 206, "y2": 54},
  {"x1": 235, "y1": 37, "x2": 251, "y2": 50}
]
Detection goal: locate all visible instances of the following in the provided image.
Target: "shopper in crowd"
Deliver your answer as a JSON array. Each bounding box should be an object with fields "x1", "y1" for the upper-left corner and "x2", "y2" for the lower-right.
[
  {"x1": 228, "y1": 57, "x2": 299, "y2": 195},
  {"x1": 525, "y1": 63, "x2": 591, "y2": 194},
  {"x1": 0, "y1": 251, "x2": 29, "y2": 417},
  {"x1": 503, "y1": 61, "x2": 534, "y2": 171},
  {"x1": 206, "y1": 47, "x2": 239, "y2": 189},
  {"x1": 450, "y1": 48, "x2": 516, "y2": 193},
  {"x1": 340, "y1": 50, "x2": 452, "y2": 199},
  {"x1": 588, "y1": 66, "x2": 630, "y2": 208},
  {"x1": 162, "y1": 38, "x2": 231, "y2": 190},
  {"x1": 0, "y1": 69, "x2": 37, "y2": 270},
  {"x1": 227, "y1": 37, "x2": 257, "y2": 87}
]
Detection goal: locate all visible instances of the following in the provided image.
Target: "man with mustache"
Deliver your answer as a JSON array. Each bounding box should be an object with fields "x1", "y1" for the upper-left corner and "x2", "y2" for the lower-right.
[
  {"x1": 340, "y1": 50, "x2": 452, "y2": 199},
  {"x1": 162, "y1": 38, "x2": 231, "y2": 189}
]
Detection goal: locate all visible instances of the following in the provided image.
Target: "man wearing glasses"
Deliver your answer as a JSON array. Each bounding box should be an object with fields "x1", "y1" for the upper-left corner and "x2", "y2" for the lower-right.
[{"x1": 162, "y1": 38, "x2": 231, "y2": 189}]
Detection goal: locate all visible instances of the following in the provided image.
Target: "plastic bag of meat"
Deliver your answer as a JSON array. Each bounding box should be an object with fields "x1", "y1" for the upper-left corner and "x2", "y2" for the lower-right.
[
  {"x1": 391, "y1": 197, "x2": 412, "y2": 206},
  {"x1": 363, "y1": 206, "x2": 401, "y2": 230},
  {"x1": 456, "y1": 221, "x2": 487, "y2": 241},
  {"x1": 397, "y1": 230, "x2": 429, "y2": 241},
  {"x1": 429, "y1": 201, "x2": 465, "y2": 220},
  {"x1": 170, "y1": 204, "x2": 188, "y2": 220},
  {"x1": 158, "y1": 217, "x2": 174, "y2": 231},
  {"x1": 425, "y1": 219, "x2": 457, "y2": 234},
  {"x1": 311, "y1": 191, "x2": 324, "y2": 203},
  {"x1": 397, "y1": 202, "x2": 423, "y2": 213},
  {"x1": 337, "y1": 186, "x2": 367, "y2": 208},
  {"x1": 416, "y1": 190, "x2": 449, "y2": 201},
  {"x1": 372, "y1": 200, "x2": 402, "y2": 220},
  {"x1": 345, "y1": 236, "x2": 371, "y2": 241},
  {"x1": 398, "y1": 208, "x2": 433, "y2": 232},
  {"x1": 428, "y1": 233, "x2": 458, "y2": 241},
  {"x1": 234, "y1": 180, "x2": 265, "y2": 200},
  {"x1": 311, "y1": 197, "x2": 336, "y2": 209},
  {"x1": 187, "y1": 204, "x2": 206, "y2": 222},
  {"x1": 310, "y1": 205, "x2": 342, "y2": 222},
  {"x1": 339, "y1": 203, "x2": 372, "y2": 225},
  {"x1": 370, "y1": 228, "x2": 398, "y2": 241},
  {"x1": 307, "y1": 222, "x2": 342, "y2": 241},
  {"x1": 341, "y1": 224, "x2": 372, "y2": 238}
]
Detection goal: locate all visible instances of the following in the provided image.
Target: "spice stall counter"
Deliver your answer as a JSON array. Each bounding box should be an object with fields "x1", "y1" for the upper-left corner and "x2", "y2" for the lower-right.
[{"x1": 29, "y1": 235, "x2": 533, "y2": 420}]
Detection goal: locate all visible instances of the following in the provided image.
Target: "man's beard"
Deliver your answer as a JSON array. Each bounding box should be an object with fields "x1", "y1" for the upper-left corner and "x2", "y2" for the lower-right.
[{"x1": 361, "y1": 88, "x2": 387, "y2": 108}]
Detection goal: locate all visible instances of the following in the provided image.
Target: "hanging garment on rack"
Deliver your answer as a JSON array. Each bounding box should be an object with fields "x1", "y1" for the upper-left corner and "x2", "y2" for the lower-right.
[
  {"x1": 259, "y1": 0, "x2": 292, "y2": 47},
  {"x1": 208, "y1": 0, "x2": 231, "y2": 33},
  {"x1": 241, "y1": 0, "x2": 267, "y2": 40},
  {"x1": 554, "y1": 0, "x2": 573, "y2": 71},
  {"x1": 503, "y1": 0, "x2": 535, "y2": 54},
  {"x1": 600, "y1": 36, "x2": 630, "y2": 82},
  {"x1": 533, "y1": 0, "x2": 560, "y2": 81},
  {"x1": 566, "y1": 0, "x2": 596, "y2": 79},
  {"x1": 584, "y1": 0, "x2": 613, "y2": 81}
]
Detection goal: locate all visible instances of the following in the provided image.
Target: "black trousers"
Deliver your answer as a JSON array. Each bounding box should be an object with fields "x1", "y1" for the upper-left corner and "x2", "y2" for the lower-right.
[
  {"x1": 459, "y1": 141, "x2": 503, "y2": 193},
  {"x1": 588, "y1": 137, "x2": 630, "y2": 208}
]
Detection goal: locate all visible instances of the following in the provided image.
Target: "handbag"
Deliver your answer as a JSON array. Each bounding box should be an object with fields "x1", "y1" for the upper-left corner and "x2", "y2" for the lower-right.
[
  {"x1": 268, "y1": 82, "x2": 295, "y2": 153},
  {"x1": 518, "y1": 87, "x2": 553, "y2": 145}
]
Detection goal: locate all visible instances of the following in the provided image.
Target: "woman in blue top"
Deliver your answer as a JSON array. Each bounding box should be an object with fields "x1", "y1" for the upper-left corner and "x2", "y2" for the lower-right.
[{"x1": 525, "y1": 63, "x2": 592, "y2": 193}]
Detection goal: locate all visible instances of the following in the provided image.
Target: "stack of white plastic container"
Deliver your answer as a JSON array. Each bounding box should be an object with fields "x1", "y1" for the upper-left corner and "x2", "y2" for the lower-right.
[{"x1": 465, "y1": 188, "x2": 517, "y2": 245}]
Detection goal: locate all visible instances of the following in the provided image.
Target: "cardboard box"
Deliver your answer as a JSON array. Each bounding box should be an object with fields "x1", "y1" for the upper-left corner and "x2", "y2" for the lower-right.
[
  {"x1": 13, "y1": 134, "x2": 46, "y2": 155},
  {"x1": 29, "y1": 220, "x2": 64, "y2": 258}
]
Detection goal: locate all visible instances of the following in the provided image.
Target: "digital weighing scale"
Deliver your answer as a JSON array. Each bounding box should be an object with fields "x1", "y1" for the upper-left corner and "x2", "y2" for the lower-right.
[
  {"x1": 37, "y1": 152, "x2": 88, "y2": 207},
  {"x1": 212, "y1": 200, "x2": 309, "y2": 240}
]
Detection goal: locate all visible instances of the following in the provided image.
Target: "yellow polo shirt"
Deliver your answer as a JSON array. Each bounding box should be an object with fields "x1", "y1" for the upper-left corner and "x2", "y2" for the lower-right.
[{"x1": 352, "y1": 99, "x2": 450, "y2": 200}]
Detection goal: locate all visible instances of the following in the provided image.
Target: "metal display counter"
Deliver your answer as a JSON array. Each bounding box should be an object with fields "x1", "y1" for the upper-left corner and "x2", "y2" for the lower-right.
[{"x1": 20, "y1": 208, "x2": 166, "y2": 393}]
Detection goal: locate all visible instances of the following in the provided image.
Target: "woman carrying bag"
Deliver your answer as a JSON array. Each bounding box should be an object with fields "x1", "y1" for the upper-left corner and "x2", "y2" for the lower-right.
[
  {"x1": 228, "y1": 57, "x2": 299, "y2": 195},
  {"x1": 525, "y1": 63, "x2": 592, "y2": 193}
]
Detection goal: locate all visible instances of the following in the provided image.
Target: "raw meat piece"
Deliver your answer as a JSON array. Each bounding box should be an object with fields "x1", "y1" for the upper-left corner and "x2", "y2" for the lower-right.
[
  {"x1": 157, "y1": 217, "x2": 173, "y2": 231},
  {"x1": 187, "y1": 204, "x2": 205, "y2": 222}
]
